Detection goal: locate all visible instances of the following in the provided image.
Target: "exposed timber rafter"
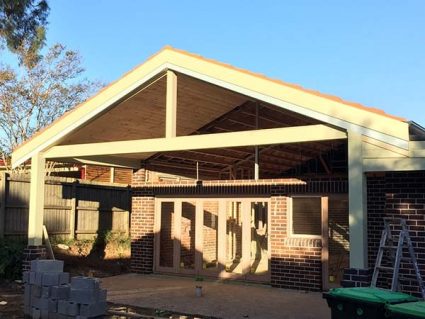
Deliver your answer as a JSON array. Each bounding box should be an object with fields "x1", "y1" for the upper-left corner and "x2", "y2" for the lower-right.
[
  {"x1": 44, "y1": 124, "x2": 347, "y2": 159},
  {"x1": 50, "y1": 156, "x2": 142, "y2": 169}
]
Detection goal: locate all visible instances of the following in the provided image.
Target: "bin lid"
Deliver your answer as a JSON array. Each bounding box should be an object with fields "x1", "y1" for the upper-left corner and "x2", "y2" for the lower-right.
[
  {"x1": 387, "y1": 302, "x2": 425, "y2": 318},
  {"x1": 328, "y1": 287, "x2": 418, "y2": 304}
]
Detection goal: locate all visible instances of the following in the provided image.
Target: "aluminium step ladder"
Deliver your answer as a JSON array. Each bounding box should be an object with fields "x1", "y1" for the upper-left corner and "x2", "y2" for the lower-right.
[{"x1": 371, "y1": 217, "x2": 425, "y2": 298}]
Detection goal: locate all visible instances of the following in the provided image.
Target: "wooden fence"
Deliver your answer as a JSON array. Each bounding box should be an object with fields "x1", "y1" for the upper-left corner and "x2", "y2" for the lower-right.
[{"x1": 0, "y1": 173, "x2": 131, "y2": 240}]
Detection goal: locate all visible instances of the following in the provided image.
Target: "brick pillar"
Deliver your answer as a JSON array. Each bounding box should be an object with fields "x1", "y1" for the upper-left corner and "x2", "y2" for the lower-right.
[
  {"x1": 22, "y1": 245, "x2": 46, "y2": 272},
  {"x1": 131, "y1": 168, "x2": 155, "y2": 273},
  {"x1": 341, "y1": 268, "x2": 372, "y2": 287}
]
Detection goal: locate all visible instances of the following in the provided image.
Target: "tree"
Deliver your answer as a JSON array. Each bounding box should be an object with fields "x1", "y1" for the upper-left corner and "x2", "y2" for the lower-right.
[
  {"x1": 0, "y1": 43, "x2": 101, "y2": 164},
  {"x1": 0, "y1": 0, "x2": 49, "y2": 66}
]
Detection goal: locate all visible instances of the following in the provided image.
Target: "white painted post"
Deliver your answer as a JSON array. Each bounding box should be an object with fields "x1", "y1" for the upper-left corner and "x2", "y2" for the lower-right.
[
  {"x1": 254, "y1": 147, "x2": 260, "y2": 180},
  {"x1": 28, "y1": 152, "x2": 46, "y2": 246},
  {"x1": 166, "y1": 70, "x2": 177, "y2": 138},
  {"x1": 254, "y1": 103, "x2": 260, "y2": 180},
  {"x1": 348, "y1": 132, "x2": 368, "y2": 268}
]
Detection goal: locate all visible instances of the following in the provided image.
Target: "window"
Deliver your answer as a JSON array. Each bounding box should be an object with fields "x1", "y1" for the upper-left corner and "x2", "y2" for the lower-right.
[{"x1": 290, "y1": 197, "x2": 322, "y2": 237}]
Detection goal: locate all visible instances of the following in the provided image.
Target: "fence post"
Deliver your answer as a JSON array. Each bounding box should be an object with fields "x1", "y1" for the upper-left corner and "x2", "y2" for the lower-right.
[
  {"x1": 69, "y1": 180, "x2": 77, "y2": 239},
  {"x1": 0, "y1": 172, "x2": 7, "y2": 238}
]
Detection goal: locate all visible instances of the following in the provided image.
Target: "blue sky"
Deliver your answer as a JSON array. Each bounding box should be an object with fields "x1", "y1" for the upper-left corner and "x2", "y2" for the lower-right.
[{"x1": 44, "y1": 1, "x2": 425, "y2": 125}]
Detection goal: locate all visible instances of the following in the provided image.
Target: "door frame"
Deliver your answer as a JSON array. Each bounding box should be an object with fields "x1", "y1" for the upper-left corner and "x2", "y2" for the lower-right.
[{"x1": 153, "y1": 196, "x2": 271, "y2": 282}]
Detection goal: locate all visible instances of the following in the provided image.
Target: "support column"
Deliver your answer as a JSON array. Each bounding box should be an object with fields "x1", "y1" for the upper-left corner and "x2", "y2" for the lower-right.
[
  {"x1": 28, "y1": 152, "x2": 46, "y2": 246},
  {"x1": 254, "y1": 147, "x2": 259, "y2": 180},
  {"x1": 166, "y1": 70, "x2": 177, "y2": 138},
  {"x1": 254, "y1": 102, "x2": 260, "y2": 180},
  {"x1": 348, "y1": 132, "x2": 368, "y2": 269}
]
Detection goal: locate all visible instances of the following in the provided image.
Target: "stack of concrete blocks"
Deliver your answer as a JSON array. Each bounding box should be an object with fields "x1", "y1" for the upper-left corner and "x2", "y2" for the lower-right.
[{"x1": 23, "y1": 260, "x2": 107, "y2": 319}]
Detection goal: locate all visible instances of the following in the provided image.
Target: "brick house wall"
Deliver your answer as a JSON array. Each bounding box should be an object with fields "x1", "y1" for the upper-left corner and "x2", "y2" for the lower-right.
[
  {"x1": 367, "y1": 171, "x2": 425, "y2": 296},
  {"x1": 130, "y1": 169, "x2": 155, "y2": 273},
  {"x1": 81, "y1": 165, "x2": 133, "y2": 184},
  {"x1": 202, "y1": 201, "x2": 219, "y2": 264},
  {"x1": 130, "y1": 169, "x2": 348, "y2": 291},
  {"x1": 270, "y1": 195, "x2": 323, "y2": 290}
]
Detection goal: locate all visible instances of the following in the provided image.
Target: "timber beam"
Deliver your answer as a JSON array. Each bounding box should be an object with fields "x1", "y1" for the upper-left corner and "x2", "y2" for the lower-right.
[{"x1": 44, "y1": 124, "x2": 347, "y2": 159}]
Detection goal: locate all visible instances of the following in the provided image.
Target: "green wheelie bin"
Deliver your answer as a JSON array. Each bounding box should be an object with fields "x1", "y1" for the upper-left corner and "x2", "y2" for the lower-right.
[
  {"x1": 323, "y1": 287, "x2": 418, "y2": 319},
  {"x1": 386, "y1": 302, "x2": 425, "y2": 319}
]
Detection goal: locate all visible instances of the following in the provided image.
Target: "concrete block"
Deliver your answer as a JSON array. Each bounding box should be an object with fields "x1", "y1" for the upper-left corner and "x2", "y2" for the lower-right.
[
  {"x1": 31, "y1": 297, "x2": 41, "y2": 309},
  {"x1": 23, "y1": 271, "x2": 29, "y2": 283},
  {"x1": 70, "y1": 276, "x2": 100, "y2": 290},
  {"x1": 31, "y1": 260, "x2": 64, "y2": 273},
  {"x1": 51, "y1": 285, "x2": 70, "y2": 300},
  {"x1": 69, "y1": 288, "x2": 98, "y2": 304},
  {"x1": 41, "y1": 286, "x2": 50, "y2": 298},
  {"x1": 59, "y1": 272, "x2": 70, "y2": 285},
  {"x1": 42, "y1": 272, "x2": 61, "y2": 286},
  {"x1": 66, "y1": 301, "x2": 79, "y2": 316},
  {"x1": 41, "y1": 308, "x2": 49, "y2": 319},
  {"x1": 24, "y1": 284, "x2": 31, "y2": 306},
  {"x1": 48, "y1": 299, "x2": 58, "y2": 313},
  {"x1": 31, "y1": 285, "x2": 42, "y2": 298},
  {"x1": 32, "y1": 307, "x2": 41, "y2": 319},
  {"x1": 35, "y1": 272, "x2": 43, "y2": 286},
  {"x1": 98, "y1": 289, "x2": 107, "y2": 302},
  {"x1": 24, "y1": 305, "x2": 31, "y2": 316},
  {"x1": 33, "y1": 297, "x2": 49, "y2": 311},
  {"x1": 29, "y1": 271, "x2": 37, "y2": 284},
  {"x1": 57, "y1": 300, "x2": 68, "y2": 315},
  {"x1": 57, "y1": 300, "x2": 80, "y2": 316},
  {"x1": 79, "y1": 301, "x2": 107, "y2": 317}
]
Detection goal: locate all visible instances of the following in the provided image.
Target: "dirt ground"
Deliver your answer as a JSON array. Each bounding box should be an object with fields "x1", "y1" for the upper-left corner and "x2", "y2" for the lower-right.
[
  {"x1": 0, "y1": 280, "x2": 23, "y2": 319},
  {"x1": 0, "y1": 242, "x2": 330, "y2": 319},
  {"x1": 103, "y1": 274, "x2": 331, "y2": 319},
  {"x1": 0, "y1": 244, "x2": 218, "y2": 319},
  {"x1": 0, "y1": 280, "x2": 218, "y2": 319}
]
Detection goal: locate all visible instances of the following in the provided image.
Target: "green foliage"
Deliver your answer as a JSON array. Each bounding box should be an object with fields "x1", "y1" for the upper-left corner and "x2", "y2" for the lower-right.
[
  {"x1": 0, "y1": 0, "x2": 50, "y2": 66},
  {"x1": 0, "y1": 43, "x2": 102, "y2": 156},
  {"x1": 0, "y1": 238, "x2": 26, "y2": 280}
]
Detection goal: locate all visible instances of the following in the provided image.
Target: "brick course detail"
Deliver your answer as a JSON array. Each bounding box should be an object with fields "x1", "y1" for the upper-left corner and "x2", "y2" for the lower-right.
[
  {"x1": 22, "y1": 246, "x2": 47, "y2": 272},
  {"x1": 131, "y1": 168, "x2": 348, "y2": 290},
  {"x1": 367, "y1": 171, "x2": 425, "y2": 296},
  {"x1": 131, "y1": 168, "x2": 155, "y2": 273}
]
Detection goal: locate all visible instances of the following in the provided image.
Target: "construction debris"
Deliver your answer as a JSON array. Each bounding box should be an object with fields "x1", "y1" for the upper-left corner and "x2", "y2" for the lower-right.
[{"x1": 23, "y1": 259, "x2": 107, "y2": 319}]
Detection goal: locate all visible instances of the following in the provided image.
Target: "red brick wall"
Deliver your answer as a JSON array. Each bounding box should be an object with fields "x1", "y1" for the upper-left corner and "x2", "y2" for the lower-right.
[
  {"x1": 82, "y1": 165, "x2": 133, "y2": 184},
  {"x1": 85, "y1": 165, "x2": 111, "y2": 183},
  {"x1": 367, "y1": 171, "x2": 425, "y2": 296},
  {"x1": 202, "y1": 201, "x2": 219, "y2": 264},
  {"x1": 270, "y1": 195, "x2": 323, "y2": 291},
  {"x1": 180, "y1": 201, "x2": 196, "y2": 269},
  {"x1": 130, "y1": 170, "x2": 347, "y2": 290},
  {"x1": 113, "y1": 167, "x2": 133, "y2": 184},
  {"x1": 131, "y1": 168, "x2": 155, "y2": 273}
]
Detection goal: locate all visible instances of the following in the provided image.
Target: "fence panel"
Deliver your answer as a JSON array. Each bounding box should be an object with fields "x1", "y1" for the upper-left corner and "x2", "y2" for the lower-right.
[{"x1": 0, "y1": 173, "x2": 131, "y2": 239}]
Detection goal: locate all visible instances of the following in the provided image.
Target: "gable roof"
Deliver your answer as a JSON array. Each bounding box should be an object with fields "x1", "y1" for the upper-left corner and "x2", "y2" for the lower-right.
[{"x1": 11, "y1": 46, "x2": 410, "y2": 167}]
